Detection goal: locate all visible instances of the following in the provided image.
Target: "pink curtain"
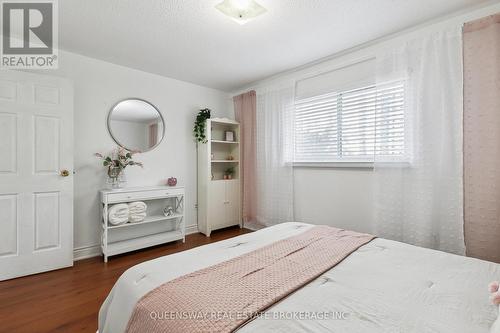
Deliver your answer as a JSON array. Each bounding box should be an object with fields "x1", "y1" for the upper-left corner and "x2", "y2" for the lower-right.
[
  {"x1": 149, "y1": 123, "x2": 158, "y2": 148},
  {"x1": 463, "y1": 14, "x2": 500, "y2": 263},
  {"x1": 233, "y1": 91, "x2": 257, "y2": 225}
]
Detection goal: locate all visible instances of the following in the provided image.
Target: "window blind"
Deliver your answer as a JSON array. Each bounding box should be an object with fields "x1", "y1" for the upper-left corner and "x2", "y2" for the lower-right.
[{"x1": 294, "y1": 80, "x2": 406, "y2": 163}]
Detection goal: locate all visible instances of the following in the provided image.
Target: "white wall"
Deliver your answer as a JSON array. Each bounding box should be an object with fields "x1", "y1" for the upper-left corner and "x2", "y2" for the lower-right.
[
  {"x1": 40, "y1": 50, "x2": 230, "y2": 255},
  {"x1": 294, "y1": 167, "x2": 374, "y2": 233},
  {"x1": 232, "y1": 1, "x2": 500, "y2": 234}
]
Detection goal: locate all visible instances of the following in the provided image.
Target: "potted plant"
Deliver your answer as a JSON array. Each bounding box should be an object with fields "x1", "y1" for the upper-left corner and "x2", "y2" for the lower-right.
[
  {"x1": 193, "y1": 108, "x2": 211, "y2": 143},
  {"x1": 224, "y1": 166, "x2": 235, "y2": 180},
  {"x1": 95, "y1": 147, "x2": 143, "y2": 188}
]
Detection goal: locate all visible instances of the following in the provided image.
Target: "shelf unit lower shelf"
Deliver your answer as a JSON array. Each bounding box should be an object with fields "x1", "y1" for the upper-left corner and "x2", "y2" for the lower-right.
[
  {"x1": 104, "y1": 230, "x2": 184, "y2": 257},
  {"x1": 107, "y1": 214, "x2": 183, "y2": 230}
]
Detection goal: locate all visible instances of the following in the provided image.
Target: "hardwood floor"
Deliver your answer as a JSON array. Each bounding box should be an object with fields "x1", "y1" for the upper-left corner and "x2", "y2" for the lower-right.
[{"x1": 0, "y1": 226, "x2": 252, "y2": 333}]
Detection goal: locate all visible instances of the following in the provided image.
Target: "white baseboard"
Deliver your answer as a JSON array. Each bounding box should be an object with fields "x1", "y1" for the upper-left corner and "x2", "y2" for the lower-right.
[
  {"x1": 73, "y1": 224, "x2": 200, "y2": 261},
  {"x1": 73, "y1": 244, "x2": 101, "y2": 261},
  {"x1": 185, "y1": 224, "x2": 199, "y2": 235}
]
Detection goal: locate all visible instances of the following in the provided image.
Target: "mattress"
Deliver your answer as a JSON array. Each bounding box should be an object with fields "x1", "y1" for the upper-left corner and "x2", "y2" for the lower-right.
[{"x1": 99, "y1": 222, "x2": 500, "y2": 333}]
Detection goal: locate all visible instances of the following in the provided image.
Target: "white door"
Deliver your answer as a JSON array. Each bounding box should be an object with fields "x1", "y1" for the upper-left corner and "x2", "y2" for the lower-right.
[{"x1": 0, "y1": 70, "x2": 73, "y2": 281}]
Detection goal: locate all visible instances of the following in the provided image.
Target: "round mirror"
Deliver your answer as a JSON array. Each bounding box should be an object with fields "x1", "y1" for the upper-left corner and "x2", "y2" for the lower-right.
[{"x1": 107, "y1": 98, "x2": 165, "y2": 152}]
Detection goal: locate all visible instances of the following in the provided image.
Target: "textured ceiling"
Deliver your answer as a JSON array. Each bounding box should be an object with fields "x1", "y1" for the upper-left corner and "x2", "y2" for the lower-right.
[{"x1": 60, "y1": 0, "x2": 489, "y2": 91}]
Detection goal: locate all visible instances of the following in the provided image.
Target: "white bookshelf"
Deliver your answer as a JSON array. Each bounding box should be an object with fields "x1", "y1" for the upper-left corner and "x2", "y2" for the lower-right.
[
  {"x1": 100, "y1": 186, "x2": 185, "y2": 262},
  {"x1": 107, "y1": 214, "x2": 183, "y2": 230},
  {"x1": 198, "y1": 118, "x2": 242, "y2": 236}
]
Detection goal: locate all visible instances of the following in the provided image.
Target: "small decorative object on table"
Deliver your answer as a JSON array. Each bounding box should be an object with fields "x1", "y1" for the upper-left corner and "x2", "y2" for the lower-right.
[
  {"x1": 163, "y1": 206, "x2": 174, "y2": 217},
  {"x1": 167, "y1": 177, "x2": 177, "y2": 186},
  {"x1": 224, "y1": 166, "x2": 235, "y2": 180},
  {"x1": 225, "y1": 130, "x2": 234, "y2": 142},
  {"x1": 95, "y1": 147, "x2": 143, "y2": 189}
]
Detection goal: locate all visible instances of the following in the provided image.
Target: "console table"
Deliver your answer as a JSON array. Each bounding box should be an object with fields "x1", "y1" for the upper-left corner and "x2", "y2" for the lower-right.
[{"x1": 100, "y1": 186, "x2": 185, "y2": 262}]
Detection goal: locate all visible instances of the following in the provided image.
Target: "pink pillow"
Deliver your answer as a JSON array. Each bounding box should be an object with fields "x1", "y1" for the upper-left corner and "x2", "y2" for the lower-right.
[{"x1": 489, "y1": 281, "x2": 500, "y2": 306}]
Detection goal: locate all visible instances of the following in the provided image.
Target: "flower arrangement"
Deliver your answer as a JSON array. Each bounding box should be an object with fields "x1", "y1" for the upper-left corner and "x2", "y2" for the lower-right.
[{"x1": 95, "y1": 147, "x2": 143, "y2": 188}]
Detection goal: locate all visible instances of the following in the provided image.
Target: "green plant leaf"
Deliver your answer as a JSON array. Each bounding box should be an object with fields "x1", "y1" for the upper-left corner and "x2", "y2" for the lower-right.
[{"x1": 193, "y1": 108, "x2": 211, "y2": 143}]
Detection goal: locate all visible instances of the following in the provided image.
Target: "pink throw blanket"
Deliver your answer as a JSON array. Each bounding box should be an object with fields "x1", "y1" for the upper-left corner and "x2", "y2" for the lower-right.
[{"x1": 126, "y1": 225, "x2": 375, "y2": 333}]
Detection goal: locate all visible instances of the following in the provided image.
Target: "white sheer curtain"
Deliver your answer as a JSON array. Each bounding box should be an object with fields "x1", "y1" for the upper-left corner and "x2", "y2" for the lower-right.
[
  {"x1": 372, "y1": 28, "x2": 465, "y2": 255},
  {"x1": 253, "y1": 84, "x2": 295, "y2": 227}
]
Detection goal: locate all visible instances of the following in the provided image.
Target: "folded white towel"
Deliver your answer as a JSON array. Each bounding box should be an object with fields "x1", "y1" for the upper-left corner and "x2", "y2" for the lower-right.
[
  {"x1": 107, "y1": 204, "x2": 129, "y2": 225},
  {"x1": 128, "y1": 202, "x2": 147, "y2": 223},
  {"x1": 129, "y1": 208, "x2": 146, "y2": 215},
  {"x1": 129, "y1": 212, "x2": 147, "y2": 223},
  {"x1": 128, "y1": 201, "x2": 147, "y2": 212}
]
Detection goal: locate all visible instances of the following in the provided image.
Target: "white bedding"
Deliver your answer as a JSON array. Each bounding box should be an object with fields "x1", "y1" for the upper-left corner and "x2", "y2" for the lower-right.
[{"x1": 99, "y1": 222, "x2": 500, "y2": 333}]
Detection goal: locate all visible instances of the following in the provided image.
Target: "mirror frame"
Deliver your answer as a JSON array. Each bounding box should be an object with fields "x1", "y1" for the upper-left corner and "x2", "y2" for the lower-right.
[{"x1": 107, "y1": 98, "x2": 166, "y2": 153}]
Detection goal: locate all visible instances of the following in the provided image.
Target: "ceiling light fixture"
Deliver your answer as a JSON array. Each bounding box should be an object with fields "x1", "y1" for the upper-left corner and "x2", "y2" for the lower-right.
[{"x1": 215, "y1": 0, "x2": 267, "y2": 25}]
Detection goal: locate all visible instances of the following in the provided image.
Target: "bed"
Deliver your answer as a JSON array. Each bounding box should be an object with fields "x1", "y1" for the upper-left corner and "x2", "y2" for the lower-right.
[{"x1": 99, "y1": 222, "x2": 500, "y2": 332}]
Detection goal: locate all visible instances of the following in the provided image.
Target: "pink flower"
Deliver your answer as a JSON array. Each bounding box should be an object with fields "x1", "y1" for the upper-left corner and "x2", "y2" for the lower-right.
[{"x1": 491, "y1": 292, "x2": 500, "y2": 306}]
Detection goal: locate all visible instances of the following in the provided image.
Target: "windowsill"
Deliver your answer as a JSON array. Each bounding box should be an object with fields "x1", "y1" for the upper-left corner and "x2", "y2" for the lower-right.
[
  {"x1": 292, "y1": 161, "x2": 412, "y2": 169},
  {"x1": 292, "y1": 161, "x2": 374, "y2": 169}
]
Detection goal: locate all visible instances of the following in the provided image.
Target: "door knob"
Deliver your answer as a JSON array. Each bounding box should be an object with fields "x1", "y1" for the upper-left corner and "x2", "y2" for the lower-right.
[{"x1": 60, "y1": 169, "x2": 70, "y2": 177}]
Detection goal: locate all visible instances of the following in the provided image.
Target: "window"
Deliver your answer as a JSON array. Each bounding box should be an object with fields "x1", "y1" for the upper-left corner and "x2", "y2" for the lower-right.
[{"x1": 294, "y1": 80, "x2": 407, "y2": 164}]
